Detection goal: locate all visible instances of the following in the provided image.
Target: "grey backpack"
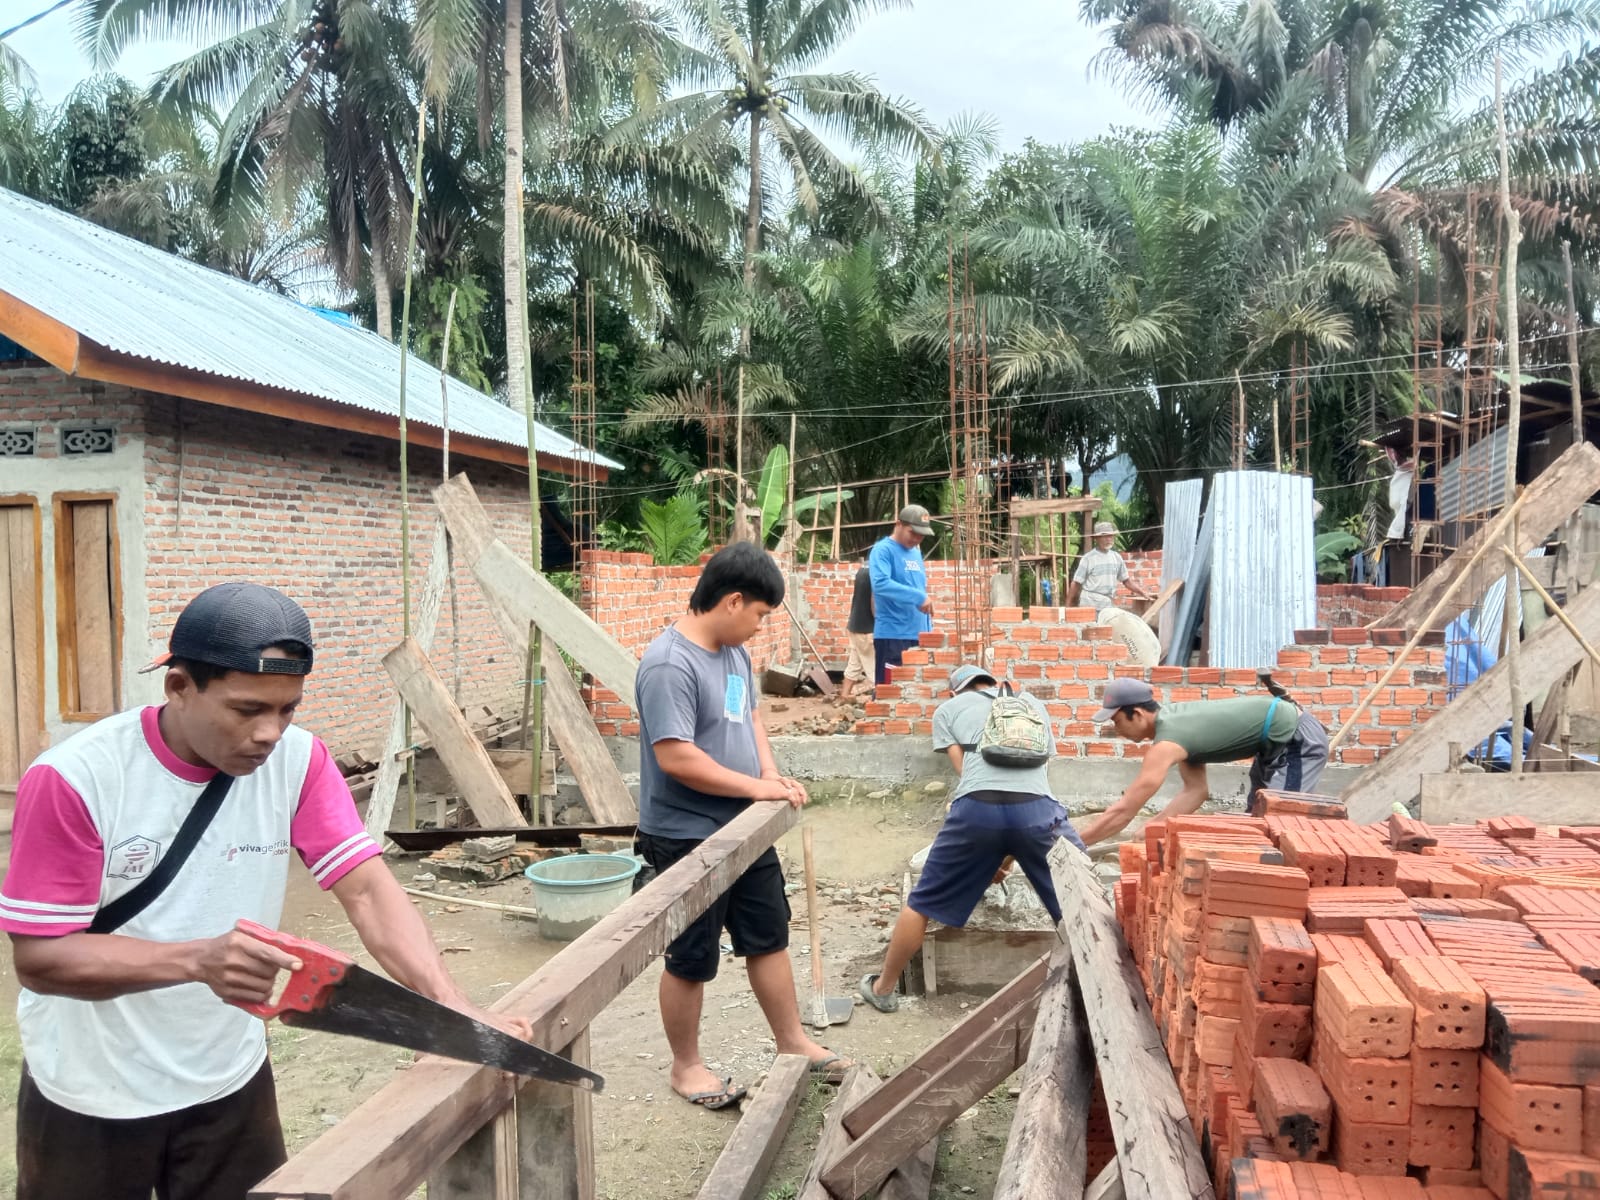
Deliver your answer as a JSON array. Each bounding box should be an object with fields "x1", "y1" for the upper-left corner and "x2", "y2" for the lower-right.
[{"x1": 976, "y1": 684, "x2": 1051, "y2": 768}]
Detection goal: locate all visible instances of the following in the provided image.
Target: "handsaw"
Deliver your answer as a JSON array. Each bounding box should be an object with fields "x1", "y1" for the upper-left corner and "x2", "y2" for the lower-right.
[{"x1": 232, "y1": 919, "x2": 603, "y2": 1092}]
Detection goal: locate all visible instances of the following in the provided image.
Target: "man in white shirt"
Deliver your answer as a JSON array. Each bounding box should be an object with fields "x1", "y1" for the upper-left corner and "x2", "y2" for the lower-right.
[
  {"x1": 1068, "y1": 519, "x2": 1150, "y2": 611},
  {"x1": 1, "y1": 582, "x2": 526, "y2": 1200}
]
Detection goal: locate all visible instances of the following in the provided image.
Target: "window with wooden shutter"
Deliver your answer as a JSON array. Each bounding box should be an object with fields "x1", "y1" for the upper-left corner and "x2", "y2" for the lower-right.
[{"x1": 53, "y1": 494, "x2": 121, "y2": 721}]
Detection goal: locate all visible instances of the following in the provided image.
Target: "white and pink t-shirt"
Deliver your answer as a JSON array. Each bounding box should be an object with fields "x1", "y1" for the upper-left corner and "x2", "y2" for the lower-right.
[{"x1": 0, "y1": 706, "x2": 382, "y2": 1119}]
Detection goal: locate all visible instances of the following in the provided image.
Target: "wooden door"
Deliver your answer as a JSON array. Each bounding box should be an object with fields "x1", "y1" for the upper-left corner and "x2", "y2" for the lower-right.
[{"x1": 0, "y1": 501, "x2": 45, "y2": 793}]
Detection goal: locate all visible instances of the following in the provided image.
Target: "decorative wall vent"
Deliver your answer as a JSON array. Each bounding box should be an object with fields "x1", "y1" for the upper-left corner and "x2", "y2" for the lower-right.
[
  {"x1": 60, "y1": 425, "x2": 116, "y2": 456},
  {"x1": 0, "y1": 426, "x2": 37, "y2": 456}
]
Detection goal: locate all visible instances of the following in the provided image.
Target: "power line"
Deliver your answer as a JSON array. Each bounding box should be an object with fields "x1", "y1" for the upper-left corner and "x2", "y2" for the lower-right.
[{"x1": 0, "y1": 0, "x2": 73, "y2": 43}]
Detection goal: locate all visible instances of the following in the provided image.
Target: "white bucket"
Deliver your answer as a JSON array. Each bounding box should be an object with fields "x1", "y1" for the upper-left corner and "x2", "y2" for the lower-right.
[{"x1": 524, "y1": 853, "x2": 642, "y2": 941}]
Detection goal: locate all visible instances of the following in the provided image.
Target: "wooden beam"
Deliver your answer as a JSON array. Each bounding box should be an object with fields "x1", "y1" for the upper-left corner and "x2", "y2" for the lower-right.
[
  {"x1": 694, "y1": 1054, "x2": 812, "y2": 1200},
  {"x1": 1142, "y1": 579, "x2": 1183, "y2": 630},
  {"x1": 365, "y1": 522, "x2": 451, "y2": 839},
  {"x1": 992, "y1": 944, "x2": 1094, "y2": 1200},
  {"x1": 1341, "y1": 581, "x2": 1600, "y2": 822},
  {"x1": 1378, "y1": 441, "x2": 1600, "y2": 631},
  {"x1": 434, "y1": 474, "x2": 638, "y2": 708},
  {"x1": 1010, "y1": 497, "x2": 1103, "y2": 519},
  {"x1": 800, "y1": 1065, "x2": 879, "y2": 1200},
  {"x1": 0, "y1": 289, "x2": 80, "y2": 373},
  {"x1": 382, "y1": 638, "x2": 527, "y2": 829},
  {"x1": 1048, "y1": 840, "x2": 1215, "y2": 1200},
  {"x1": 842, "y1": 956, "x2": 1048, "y2": 1138},
  {"x1": 824, "y1": 966, "x2": 1045, "y2": 1199},
  {"x1": 880, "y1": 1137, "x2": 938, "y2": 1200},
  {"x1": 1419, "y1": 772, "x2": 1600, "y2": 825},
  {"x1": 515, "y1": 1028, "x2": 595, "y2": 1200},
  {"x1": 1085, "y1": 1163, "x2": 1126, "y2": 1200},
  {"x1": 249, "y1": 800, "x2": 798, "y2": 1200}
]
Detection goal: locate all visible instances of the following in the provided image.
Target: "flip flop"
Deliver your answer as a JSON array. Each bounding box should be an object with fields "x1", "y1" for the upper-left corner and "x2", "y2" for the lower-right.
[
  {"x1": 808, "y1": 1052, "x2": 854, "y2": 1082},
  {"x1": 680, "y1": 1077, "x2": 747, "y2": 1111}
]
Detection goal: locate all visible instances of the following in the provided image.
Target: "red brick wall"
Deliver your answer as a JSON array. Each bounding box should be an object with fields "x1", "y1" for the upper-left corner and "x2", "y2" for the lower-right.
[
  {"x1": 139, "y1": 393, "x2": 536, "y2": 756},
  {"x1": 852, "y1": 611, "x2": 1445, "y2": 765},
  {"x1": 1316, "y1": 584, "x2": 1409, "y2": 628},
  {"x1": 1124, "y1": 548, "x2": 1163, "y2": 595}
]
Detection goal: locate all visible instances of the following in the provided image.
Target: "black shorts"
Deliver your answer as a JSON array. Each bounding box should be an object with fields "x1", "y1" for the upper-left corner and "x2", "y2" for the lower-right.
[
  {"x1": 17, "y1": 1057, "x2": 286, "y2": 1200},
  {"x1": 635, "y1": 832, "x2": 791, "y2": 982}
]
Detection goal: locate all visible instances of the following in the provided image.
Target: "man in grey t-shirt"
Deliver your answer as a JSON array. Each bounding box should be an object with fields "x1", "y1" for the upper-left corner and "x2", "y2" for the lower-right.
[
  {"x1": 634, "y1": 542, "x2": 848, "y2": 1110},
  {"x1": 859, "y1": 664, "x2": 1086, "y2": 1013}
]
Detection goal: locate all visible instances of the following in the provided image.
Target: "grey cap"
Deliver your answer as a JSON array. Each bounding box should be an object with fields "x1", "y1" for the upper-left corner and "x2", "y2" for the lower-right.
[
  {"x1": 145, "y1": 583, "x2": 315, "y2": 676},
  {"x1": 1091, "y1": 677, "x2": 1154, "y2": 723},
  {"x1": 898, "y1": 504, "x2": 935, "y2": 536},
  {"x1": 1093, "y1": 521, "x2": 1117, "y2": 536},
  {"x1": 948, "y1": 664, "x2": 997, "y2": 694}
]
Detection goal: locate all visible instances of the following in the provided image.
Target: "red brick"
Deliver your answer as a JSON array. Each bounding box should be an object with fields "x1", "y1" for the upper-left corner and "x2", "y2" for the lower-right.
[
  {"x1": 1314, "y1": 962, "x2": 1413, "y2": 1058},
  {"x1": 1248, "y1": 917, "x2": 1317, "y2": 1004},
  {"x1": 1313, "y1": 1031, "x2": 1413, "y2": 1125},
  {"x1": 1478, "y1": 1056, "x2": 1584, "y2": 1152},
  {"x1": 1332, "y1": 1111, "x2": 1409, "y2": 1175},
  {"x1": 1240, "y1": 987, "x2": 1313, "y2": 1059},
  {"x1": 1390, "y1": 956, "x2": 1486, "y2": 1049},
  {"x1": 1410, "y1": 1046, "x2": 1479, "y2": 1108},
  {"x1": 1254, "y1": 1057, "x2": 1332, "y2": 1159},
  {"x1": 1361, "y1": 918, "x2": 1437, "y2": 970},
  {"x1": 1408, "y1": 1104, "x2": 1477, "y2": 1169}
]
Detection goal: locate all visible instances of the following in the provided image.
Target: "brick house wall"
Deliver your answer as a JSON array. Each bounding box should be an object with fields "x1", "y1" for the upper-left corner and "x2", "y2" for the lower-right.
[{"x1": 2, "y1": 363, "x2": 540, "y2": 760}]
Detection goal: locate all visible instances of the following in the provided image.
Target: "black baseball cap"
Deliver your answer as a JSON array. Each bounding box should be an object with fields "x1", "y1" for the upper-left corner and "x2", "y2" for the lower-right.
[{"x1": 142, "y1": 583, "x2": 315, "y2": 676}]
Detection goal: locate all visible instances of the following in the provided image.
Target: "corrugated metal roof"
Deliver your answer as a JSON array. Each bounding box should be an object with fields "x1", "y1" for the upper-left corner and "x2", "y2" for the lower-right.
[
  {"x1": 1205, "y1": 471, "x2": 1317, "y2": 669},
  {"x1": 0, "y1": 187, "x2": 619, "y2": 471}
]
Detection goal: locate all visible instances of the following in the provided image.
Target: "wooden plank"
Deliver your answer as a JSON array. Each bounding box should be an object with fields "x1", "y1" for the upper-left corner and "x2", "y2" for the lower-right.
[
  {"x1": 694, "y1": 1054, "x2": 812, "y2": 1200},
  {"x1": 249, "y1": 800, "x2": 798, "y2": 1200},
  {"x1": 799, "y1": 1065, "x2": 879, "y2": 1200},
  {"x1": 1420, "y1": 773, "x2": 1600, "y2": 825},
  {"x1": 821, "y1": 983, "x2": 1039, "y2": 1198},
  {"x1": 383, "y1": 823, "x2": 635, "y2": 853},
  {"x1": 1341, "y1": 581, "x2": 1600, "y2": 822},
  {"x1": 1085, "y1": 1162, "x2": 1126, "y2": 1200},
  {"x1": 843, "y1": 956, "x2": 1048, "y2": 1138},
  {"x1": 364, "y1": 523, "x2": 451, "y2": 839},
  {"x1": 1048, "y1": 839, "x2": 1215, "y2": 1200},
  {"x1": 72, "y1": 502, "x2": 116, "y2": 715},
  {"x1": 476, "y1": 600, "x2": 636, "y2": 823},
  {"x1": 1010, "y1": 496, "x2": 1102, "y2": 519},
  {"x1": 992, "y1": 944, "x2": 1094, "y2": 1200},
  {"x1": 922, "y1": 927, "x2": 1058, "y2": 994},
  {"x1": 425, "y1": 1109, "x2": 516, "y2": 1200},
  {"x1": 0, "y1": 512, "x2": 18, "y2": 788},
  {"x1": 1142, "y1": 578, "x2": 1183, "y2": 630},
  {"x1": 880, "y1": 1136, "x2": 938, "y2": 1200},
  {"x1": 9, "y1": 506, "x2": 43, "y2": 774},
  {"x1": 1380, "y1": 441, "x2": 1600, "y2": 631},
  {"x1": 382, "y1": 637, "x2": 526, "y2": 829},
  {"x1": 434, "y1": 474, "x2": 638, "y2": 708},
  {"x1": 515, "y1": 1028, "x2": 594, "y2": 1200}
]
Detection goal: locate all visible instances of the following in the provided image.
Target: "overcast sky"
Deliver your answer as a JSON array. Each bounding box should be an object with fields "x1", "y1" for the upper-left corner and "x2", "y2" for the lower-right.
[{"x1": 8, "y1": 0, "x2": 1158, "y2": 151}]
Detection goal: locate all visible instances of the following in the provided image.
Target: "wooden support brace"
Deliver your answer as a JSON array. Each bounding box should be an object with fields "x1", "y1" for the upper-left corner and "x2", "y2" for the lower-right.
[
  {"x1": 823, "y1": 963, "x2": 1044, "y2": 1199},
  {"x1": 1048, "y1": 838, "x2": 1216, "y2": 1200},
  {"x1": 434, "y1": 474, "x2": 638, "y2": 707},
  {"x1": 249, "y1": 800, "x2": 798, "y2": 1200},
  {"x1": 382, "y1": 637, "x2": 526, "y2": 829},
  {"x1": 1341, "y1": 580, "x2": 1600, "y2": 821},
  {"x1": 364, "y1": 521, "x2": 450, "y2": 838},
  {"x1": 1420, "y1": 772, "x2": 1600, "y2": 825},
  {"x1": 1085, "y1": 1162, "x2": 1126, "y2": 1200},
  {"x1": 800, "y1": 1066, "x2": 879, "y2": 1200},
  {"x1": 992, "y1": 943, "x2": 1095, "y2": 1200},
  {"x1": 695, "y1": 1055, "x2": 812, "y2": 1200}
]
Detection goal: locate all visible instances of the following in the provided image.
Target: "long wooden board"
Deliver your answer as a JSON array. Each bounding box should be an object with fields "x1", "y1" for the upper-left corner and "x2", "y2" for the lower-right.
[
  {"x1": 992, "y1": 944, "x2": 1094, "y2": 1200},
  {"x1": 695, "y1": 1054, "x2": 812, "y2": 1200},
  {"x1": 1341, "y1": 581, "x2": 1600, "y2": 822},
  {"x1": 1049, "y1": 839, "x2": 1215, "y2": 1200},
  {"x1": 1419, "y1": 772, "x2": 1600, "y2": 825},
  {"x1": 250, "y1": 800, "x2": 798, "y2": 1200},
  {"x1": 799, "y1": 1066, "x2": 878, "y2": 1200},
  {"x1": 383, "y1": 637, "x2": 527, "y2": 829},
  {"x1": 821, "y1": 979, "x2": 1040, "y2": 1198},
  {"x1": 434, "y1": 474, "x2": 638, "y2": 708},
  {"x1": 1379, "y1": 441, "x2": 1600, "y2": 631},
  {"x1": 364, "y1": 523, "x2": 451, "y2": 838}
]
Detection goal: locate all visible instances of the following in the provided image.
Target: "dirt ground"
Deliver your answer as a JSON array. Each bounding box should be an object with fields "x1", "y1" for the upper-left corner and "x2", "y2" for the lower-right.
[{"x1": 0, "y1": 783, "x2": 1060, "y2": 1200}]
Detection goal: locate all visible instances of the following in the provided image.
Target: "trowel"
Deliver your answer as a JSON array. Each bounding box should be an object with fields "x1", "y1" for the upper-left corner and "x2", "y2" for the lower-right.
[{"x1": 801, "y1": 825, "x2": 855, "y2": 1027}]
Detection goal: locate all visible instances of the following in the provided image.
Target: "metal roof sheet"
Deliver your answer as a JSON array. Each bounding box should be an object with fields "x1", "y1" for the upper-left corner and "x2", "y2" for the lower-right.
[{"x1": 0, "y1": 187, "x2": 619, "y2": 471}]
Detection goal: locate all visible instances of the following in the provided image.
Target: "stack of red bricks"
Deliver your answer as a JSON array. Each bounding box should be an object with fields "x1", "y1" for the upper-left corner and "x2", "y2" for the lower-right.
[{"x1": 1113, "y1": 796, "x2": 1600, "y2": 1199}]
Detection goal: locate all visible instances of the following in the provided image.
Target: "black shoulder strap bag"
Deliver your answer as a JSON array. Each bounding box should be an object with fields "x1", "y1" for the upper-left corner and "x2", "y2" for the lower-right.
[{"x1": 88, "y1": 772, "x2": 236, "y2": 935}]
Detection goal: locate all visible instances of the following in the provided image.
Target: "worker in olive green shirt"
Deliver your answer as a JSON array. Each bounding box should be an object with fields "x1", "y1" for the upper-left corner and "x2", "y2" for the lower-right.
[{"x1": 1076, "y1": 679, "x2": 1330, "y2": 845}]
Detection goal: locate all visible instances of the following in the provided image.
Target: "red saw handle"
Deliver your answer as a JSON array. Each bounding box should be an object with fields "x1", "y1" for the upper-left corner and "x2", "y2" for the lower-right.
[{"x1": 232, "y1": 918, "x2": 355, "y2": 1020}]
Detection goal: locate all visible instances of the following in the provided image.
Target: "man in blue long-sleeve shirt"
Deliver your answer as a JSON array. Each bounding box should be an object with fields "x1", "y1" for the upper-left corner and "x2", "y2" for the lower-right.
[{"x1": 869, "y1": 504, "x2": 936, "y2": 686}]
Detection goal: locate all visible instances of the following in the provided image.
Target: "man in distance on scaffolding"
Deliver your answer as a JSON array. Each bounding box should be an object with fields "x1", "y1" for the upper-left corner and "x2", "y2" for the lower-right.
[
  {"x1": 1077, "y1": 678, "x2": 1331, "y2": 845},
  {"x1": 869, "y1": 504, "x2": 937, "y2": 686},
  {"x1": 633, "y1": 541, "x2": 851, "y2": 1111}
]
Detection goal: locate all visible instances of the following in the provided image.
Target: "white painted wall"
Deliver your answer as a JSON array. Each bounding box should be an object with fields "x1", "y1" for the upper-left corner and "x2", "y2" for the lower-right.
[{"x1": 2, "y1": 435, "x2": 156, "y2": 748}]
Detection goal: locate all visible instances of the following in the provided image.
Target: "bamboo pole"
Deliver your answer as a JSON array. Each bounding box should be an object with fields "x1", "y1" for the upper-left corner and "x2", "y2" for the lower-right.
[
  {"x1": 1328, "y1": 488, "x2": 1531, "y2": 751},
  {"x1": 1561, "y1": 240, "x2": 1585, "y2": 753},
  {"x1": 1497, "y1": 58, "x2": 1527, "y2": 772},
  {"x1": 511, "y1": 179, "x2": 546, "y2": 821},
  {"x1": 1501, "y1": 550, "x2": 1600, "y2": 671},
  {"x1": 397, "y1": 96, "x2": 429, "y2": 828},
  {"x1": 403, "y1": 887, "x2": 540, "y2": 919}
]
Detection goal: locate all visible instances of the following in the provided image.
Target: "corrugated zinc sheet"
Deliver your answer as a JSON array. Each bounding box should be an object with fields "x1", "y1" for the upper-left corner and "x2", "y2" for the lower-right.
[
  {"x1": 0, "y1": 188, "x2": 618, "y2": 470},
  {"x1": 1437, "y1": 425, "x2": 1509, "y2": 523},
  {"x1": 1205, "y1": 471, "x2": 1317, "y2": 668},
  {"x1": 1165, "y1": 497, "x2": 1214, "y2": 667},
  {"x1": 1158, "y1": 478, "x2": 1203, "y2": 653}
]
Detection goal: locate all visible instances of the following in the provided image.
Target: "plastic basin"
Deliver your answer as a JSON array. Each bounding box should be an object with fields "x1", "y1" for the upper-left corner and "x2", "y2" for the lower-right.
[{"x1": 524, "y1": 853, "x2": 642, "y2": 941}]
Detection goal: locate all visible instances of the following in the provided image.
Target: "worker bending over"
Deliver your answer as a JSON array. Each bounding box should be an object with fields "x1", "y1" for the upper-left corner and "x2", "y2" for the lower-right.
[{"x1": 1077, "y1": 678, "x2": 1330, "y2": 846}]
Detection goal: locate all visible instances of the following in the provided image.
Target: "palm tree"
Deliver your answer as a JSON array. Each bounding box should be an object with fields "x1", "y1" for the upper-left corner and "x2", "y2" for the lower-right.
[{"x1": 77, "y1": 0, "x2": 418, "y2": 339}]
